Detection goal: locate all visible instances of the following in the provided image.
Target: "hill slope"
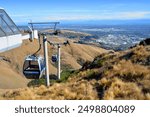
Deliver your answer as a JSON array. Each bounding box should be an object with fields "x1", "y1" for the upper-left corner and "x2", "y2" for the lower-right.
[
  {"x1": 0, "y1": 45, "x2": 150, "y2": 100},
  {"x1": 0, "y1": 61, "x2": 28, "y2": 89},
  {"x1": 0, "y1": 36, "x2": 107, "y2": 89}
]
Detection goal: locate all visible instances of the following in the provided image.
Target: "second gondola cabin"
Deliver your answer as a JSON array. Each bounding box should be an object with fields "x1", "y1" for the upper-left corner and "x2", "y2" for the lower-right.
[
  {"x1": 51, "y1": 54, "x2": 58, "y2": 63},
  {"x1": 23, "y1": 55, "x2": 45, "y2": 79}
]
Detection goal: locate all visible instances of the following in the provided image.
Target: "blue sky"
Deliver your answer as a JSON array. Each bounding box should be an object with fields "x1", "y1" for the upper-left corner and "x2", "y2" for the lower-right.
[{"x1": 1, "y1": 0, "x2": 150, "y2": 24}]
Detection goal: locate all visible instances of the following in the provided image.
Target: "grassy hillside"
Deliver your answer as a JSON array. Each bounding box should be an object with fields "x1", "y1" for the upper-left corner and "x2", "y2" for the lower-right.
[
  {"x1": 0, "y1": 35, "x2": 107, "y2": 89},
  {"x1": 0, "y1": 61, "x2": 28, "y2": 89},
  {"x1": 0, "y1": 45, "x2": 149, "y2": 100}
]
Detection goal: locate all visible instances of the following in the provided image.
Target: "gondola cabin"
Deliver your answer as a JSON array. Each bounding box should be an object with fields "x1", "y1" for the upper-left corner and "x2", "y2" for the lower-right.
[
  {"x1": 23, "y1": 55, "x2": 45, "y2": 79},
  {"x1": 51, "y1": 55, "x2": 57, "y2": 62}
]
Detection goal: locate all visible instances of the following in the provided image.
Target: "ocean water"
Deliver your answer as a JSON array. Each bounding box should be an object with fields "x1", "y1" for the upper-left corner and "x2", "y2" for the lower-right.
[{"x1": 19, "y1": 24, "x2": 150, "y2": 51}]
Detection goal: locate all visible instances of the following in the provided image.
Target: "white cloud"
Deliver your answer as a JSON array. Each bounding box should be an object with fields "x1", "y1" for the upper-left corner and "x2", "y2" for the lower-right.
[
  {"x1": 11, "y1": 14, "x2": 31, "y2": 17},
  {"x1": 45, "y1": 11, "x2": 150, "y2": 21},
  {"x1": 12, "y1": 11, "x2": 150, "y2": 23},
  {"x1": 118, "y1": 11, "x2": 150, "y2": 19}
]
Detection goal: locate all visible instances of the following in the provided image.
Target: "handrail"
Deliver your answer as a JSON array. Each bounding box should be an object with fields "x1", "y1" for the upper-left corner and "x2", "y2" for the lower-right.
[
  {"x1": 28, "y1": 22, "x2": 60, "y2": 25},
  {"x1": 28, "y1": 22, "x2": 60, "y2": 31}
]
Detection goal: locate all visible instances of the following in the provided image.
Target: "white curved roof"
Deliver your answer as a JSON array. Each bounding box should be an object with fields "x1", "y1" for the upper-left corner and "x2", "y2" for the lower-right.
[{"x1": 0, "y1": 7, "x2": 4, "y2": 9}]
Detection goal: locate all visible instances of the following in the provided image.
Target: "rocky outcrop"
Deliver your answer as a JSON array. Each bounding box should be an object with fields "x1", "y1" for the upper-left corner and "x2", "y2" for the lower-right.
[{"x1": 139, "y1": 38, "x2": 150, "y2": 46}]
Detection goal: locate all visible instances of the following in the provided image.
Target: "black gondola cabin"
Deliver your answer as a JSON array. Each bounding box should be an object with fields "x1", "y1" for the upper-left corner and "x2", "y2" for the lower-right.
[{"x1": 51, "y1": 55, "x2": 57, "y2": 62}]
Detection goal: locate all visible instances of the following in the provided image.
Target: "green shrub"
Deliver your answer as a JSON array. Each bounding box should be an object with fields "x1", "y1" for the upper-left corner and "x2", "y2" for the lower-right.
[
  {"x1": 85, "y1": 70, "x2": 100, "y2": 80},
  {"x1": 59, "y1": 70, "x2": 74, "y2": 82}
]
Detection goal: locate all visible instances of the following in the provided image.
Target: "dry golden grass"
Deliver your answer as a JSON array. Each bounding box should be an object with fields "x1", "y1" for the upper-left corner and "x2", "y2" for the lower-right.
[
  {"x1": 2, "y1": 81, "x2": 98, "y2": 100},
  {"x1": 0, "y1": 36, "x2": 106, "y2": 89},
  {"x1": 0, "y1": 44, "x2": 150, "y2": 100},
  {"x1": 101, "y1": 78, "x2": 144, "y2": 100},
  {"x1": 122, "y1": 45, "x2": 150, "y2": 65},
  {"x1": 105, "y1": 60, "x2": 150, "y2": 82},
  {"x1": 0, "y1": 61, "x2": 28, "y2": 89}
]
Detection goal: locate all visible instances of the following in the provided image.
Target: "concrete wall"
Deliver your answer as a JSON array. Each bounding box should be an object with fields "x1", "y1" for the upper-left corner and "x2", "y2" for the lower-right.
[
  {"x1": 33, "y1": 30, "x2": 38, "y2": 39},
  {"x1": 22, "y1": 30, "x2": 38, "y2": 40},
  {"x1": 21, "y1": 34, "x2": 30, "y2": 40},
  {"x1": 0, "y1": 34, "x2": 22, "y2": 52},
  {"x1": 0, "y1": 30, "x2": 38, "y2": 53}
]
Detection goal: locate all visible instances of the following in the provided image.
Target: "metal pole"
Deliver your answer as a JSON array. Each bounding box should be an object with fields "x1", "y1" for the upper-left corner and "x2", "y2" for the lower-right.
[
  {"x1": 57, "y1": 44, "x2": 61, "y2": 80},
  {"x1": 30, "y1": 20, "x2": 34, "y2": 40},
  {"x1": 43, "y1": 35, "x2": 50, "y2": 86},
  {"x1": 28, "y1": 26, "x2": 34, "y2": 41}
]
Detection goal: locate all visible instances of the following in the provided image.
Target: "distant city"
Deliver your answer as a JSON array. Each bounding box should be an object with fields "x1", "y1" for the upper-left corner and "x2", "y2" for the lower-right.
[
  {"x1": 19, "y1": 23, "x2": 150, "y2": 51},
  {"x1": 62, "y1": 24, "x2": 150, "y2": 50}
]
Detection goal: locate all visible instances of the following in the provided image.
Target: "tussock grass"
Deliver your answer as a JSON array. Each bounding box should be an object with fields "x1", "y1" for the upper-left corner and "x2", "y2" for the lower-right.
[
  {"x1": 1, "y1": 45, "x2": 150, "y2": 100},
  {"x1": 101, "y1": 78, "x2": 144, "y2": 100}
]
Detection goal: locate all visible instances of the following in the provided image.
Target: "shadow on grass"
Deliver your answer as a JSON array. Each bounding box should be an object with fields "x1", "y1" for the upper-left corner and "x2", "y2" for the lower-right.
[
  {"x1": 27, "y1": 70, "x2": 79, "y2": 87},
  {"x1": 27, "y1": 74, "x2": 58, "y2": 87}
]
